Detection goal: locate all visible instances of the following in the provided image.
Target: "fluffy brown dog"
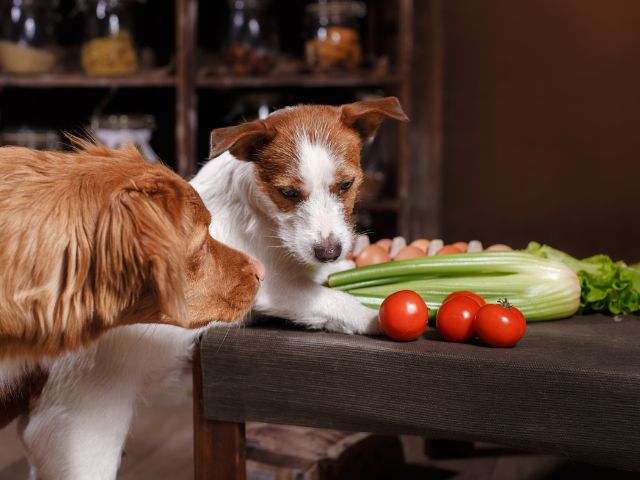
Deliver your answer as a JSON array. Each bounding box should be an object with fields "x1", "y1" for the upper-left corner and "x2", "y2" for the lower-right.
[{"x1": 0, "y1": 140, "x2": 262, "y2": 363}]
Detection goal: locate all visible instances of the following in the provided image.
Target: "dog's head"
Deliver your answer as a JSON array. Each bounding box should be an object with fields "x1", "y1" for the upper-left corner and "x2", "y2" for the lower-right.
[
  {"x1": 209, "y1": 97, "x2": 408, "y2": 267},
  {"x1": 93, "y1": 147, "x2": 263, "y2": 330},
  {"x1": 0, "y1": 143, "x2": 262, "y2": 359}
]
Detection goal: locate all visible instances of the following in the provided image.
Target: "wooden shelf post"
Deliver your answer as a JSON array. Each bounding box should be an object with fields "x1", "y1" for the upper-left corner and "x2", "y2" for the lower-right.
[
  {"x1": 397, "y1": 0, "x2": 415, "y2": 238},
  {"x1": 176, "y1": 0, "x2": 198, "y2": 178}
]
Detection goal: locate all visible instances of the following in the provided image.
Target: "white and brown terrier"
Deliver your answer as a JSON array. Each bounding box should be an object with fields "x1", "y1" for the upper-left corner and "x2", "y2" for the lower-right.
[
  {"x1": 196, "y1": 96, "x2": 408, "y2": 333},
  {"x1": 19, "y1": 97, "x2": 408, "y2": 479}
]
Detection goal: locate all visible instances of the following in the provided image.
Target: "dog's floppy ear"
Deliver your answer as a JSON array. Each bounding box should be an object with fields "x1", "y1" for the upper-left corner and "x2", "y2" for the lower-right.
[
  {"x1": 340, "y1": 96, "x2": 409, "y2": 141},
  {"x1": 95, "y1": 171, "x2": 189, "y2": 326},
  {"x1": 210, "y1": 120, "x2": 276, "y2": 160}
]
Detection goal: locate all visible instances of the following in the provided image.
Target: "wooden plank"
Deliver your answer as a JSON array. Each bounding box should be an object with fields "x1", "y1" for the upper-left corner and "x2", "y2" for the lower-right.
[
  {"x1": 410, "y1": 0, "x2": 445, "y2": 239},
  {"x1": 396, "y1": 0, "x2": 415, "y2": 238},
  {"x1": 0, "y1": 73, "x2": 176, "y2": 88},
  {"x1": 193, "y1": 347, "x2": 246, "y2": 480},
  {"x1": 175, "y1": 0, "x2": 188, "y2": 177},
  {"x1": 425, "y1": 0, "x2": 445, "y2": 239},
  {"x1": 176, "y1": 0, "x2": 198, "y2": 178},
  {"x1": 196, "y1": 73, "x2": 401, "y2": 89}
]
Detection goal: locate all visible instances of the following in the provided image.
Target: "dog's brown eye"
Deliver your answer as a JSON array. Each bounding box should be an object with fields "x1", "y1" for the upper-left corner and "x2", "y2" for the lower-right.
[
  {"x1": 339, "y1": 180, "x2": 354, "y2": 194},
  {"x1": 280, "y1": 188, "x2": 300, "y2": 200}
]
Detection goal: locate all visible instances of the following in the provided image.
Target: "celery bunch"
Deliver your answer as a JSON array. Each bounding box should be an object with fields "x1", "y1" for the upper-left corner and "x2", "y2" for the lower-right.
[
  {"x1": 525, "y1": 242, "x2": 640, "y2": 315},
  {"x1": 328, "y1": 251, "x2": 581, "y2": 321}
]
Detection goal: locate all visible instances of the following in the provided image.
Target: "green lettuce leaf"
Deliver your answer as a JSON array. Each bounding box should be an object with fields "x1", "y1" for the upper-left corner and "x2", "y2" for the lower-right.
[{"x1": 524, "y1": 242, "x2": 640, "y2": 315}]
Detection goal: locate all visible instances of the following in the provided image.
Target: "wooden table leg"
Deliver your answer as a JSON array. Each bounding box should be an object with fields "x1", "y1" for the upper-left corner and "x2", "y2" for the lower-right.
[{"x1": 193, "y1": 346, "x2": 246, "y2": 480}]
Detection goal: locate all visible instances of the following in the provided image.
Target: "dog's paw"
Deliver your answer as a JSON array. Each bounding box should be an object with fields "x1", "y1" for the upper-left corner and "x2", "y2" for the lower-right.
[
  {"x1": 336, "y1": 315, "x2": 381, "y2": 336},
  {"x1": 365, "y1": 314, "x2": 383, "y2": 335},
  {"x1": 312, "y1": 259, "x2": 356, "y2": 284},
  {"x1": 326, "y1": 303, "x2": 381, "y2": 336}
]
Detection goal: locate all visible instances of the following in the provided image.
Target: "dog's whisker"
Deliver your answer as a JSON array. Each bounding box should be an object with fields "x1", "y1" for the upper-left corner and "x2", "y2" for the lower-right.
[{"x1": 354, "y1": 228, "x2": 375, "y2": 237}]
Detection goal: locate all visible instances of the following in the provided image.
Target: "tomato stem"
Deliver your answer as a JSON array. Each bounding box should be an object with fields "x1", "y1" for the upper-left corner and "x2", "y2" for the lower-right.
[{"x1": 497, "y1": 298, "x2": 513, "y2": 309}]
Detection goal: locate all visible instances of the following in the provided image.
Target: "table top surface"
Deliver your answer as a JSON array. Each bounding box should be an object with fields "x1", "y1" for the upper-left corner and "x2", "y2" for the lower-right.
[{"x1": 203, "y1": 314, "x2": 640, "y2": 375}]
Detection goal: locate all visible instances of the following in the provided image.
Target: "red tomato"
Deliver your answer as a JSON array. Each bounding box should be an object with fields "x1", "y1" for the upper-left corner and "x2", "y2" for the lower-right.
[
  {"x1": 443, "y1": 290, "x2": 486, "y2": 307},
  {"x1": 436, "y1": 296, "x2": 481, "y2": 342},
  {"x1": 474, "y1": 299, "x2": 526, "y2": 347},
  {"x1": 379, "y1": 290, "x2": 428, "y2": 341}
]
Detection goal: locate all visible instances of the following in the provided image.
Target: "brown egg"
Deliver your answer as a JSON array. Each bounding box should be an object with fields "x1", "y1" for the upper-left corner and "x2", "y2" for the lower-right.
[
  {"x1": 410, "y1": 238, "x2": 430, "y2": 253},
  {"x1": 485, "y1": 244, "x2": 513, "y2": 252},
  {"x1": 394, "y1": 245, "x2": 426, "y2": 261},
  {"x1": 452, "y1": 241, "x2": 468, "y2": 252},
  {"x1": 436, "y1": 245, "x2": 463, "y2": 256},
  {"x1": 375, "y1": 238, "x2": 393, "y2": 252},
  {"x1": 356, "y1": 244, "x2": 391, "y2": 267}
]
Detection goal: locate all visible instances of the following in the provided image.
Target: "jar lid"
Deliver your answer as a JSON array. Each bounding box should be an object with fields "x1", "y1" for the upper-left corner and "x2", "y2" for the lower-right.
[
  {"x1": 305, "y1": 1, "x2": 367, "y2": 19},
  {"x1": 77, "y1": 0, "x2": 144, "y2": 8},
  {"x1": 227, "y1": 0, "x2": 270, "y2": 9},
  {"x1": 0, "y1": 127, "x2": 60, "y2": 146},
  {"x1": 91, "y1": 114, "x2": 156, "y2": 131}
]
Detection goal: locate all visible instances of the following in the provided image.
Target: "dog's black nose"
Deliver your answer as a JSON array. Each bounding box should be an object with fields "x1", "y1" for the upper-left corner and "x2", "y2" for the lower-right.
[{"x1": 314, "y1": 239, "x2": 342, "y2": 263}]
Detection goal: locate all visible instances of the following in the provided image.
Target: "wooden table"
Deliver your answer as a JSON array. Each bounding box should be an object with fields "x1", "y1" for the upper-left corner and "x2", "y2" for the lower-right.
[{"x1": 193, "y1": 314, "x2": 640, "y2": 479}]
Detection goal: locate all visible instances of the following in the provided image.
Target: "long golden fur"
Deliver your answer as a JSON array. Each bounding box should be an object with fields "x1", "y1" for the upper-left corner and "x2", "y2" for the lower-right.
[{"x1": 0, "y1": 141, "x2": 260, "y2": 361}]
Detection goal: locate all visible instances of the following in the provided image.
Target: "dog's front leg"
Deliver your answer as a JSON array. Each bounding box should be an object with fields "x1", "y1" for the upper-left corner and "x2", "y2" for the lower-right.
[
  {"x1": 255, "y1": 277, "x2": 380, "y2": 335},
  {"x1": 21, "y1": 383, "x2": 135, "y2": 480},
  {"x1": 20, "y1": 351, "x2": 139, "y2": 480}
]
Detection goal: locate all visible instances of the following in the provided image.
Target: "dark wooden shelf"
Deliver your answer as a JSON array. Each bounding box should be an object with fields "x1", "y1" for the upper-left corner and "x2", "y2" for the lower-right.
[
  {"x1": 196, "y1": 72, "x2": 401, "y2": 89},
  {"x1": 0, "y1": 73, "x2": 177, "y2": 88},
  {"x1": 0, "y1": 0, "x2": 416, "y2": 238}
]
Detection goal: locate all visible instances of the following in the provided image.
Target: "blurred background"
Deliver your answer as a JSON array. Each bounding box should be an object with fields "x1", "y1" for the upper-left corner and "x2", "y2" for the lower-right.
[
  {"x1": 1, "y1": 2, "x2": 639, "y2": 478},
  {"x1": 0, "y1": 0, "x2": 637, "y2": 263}
]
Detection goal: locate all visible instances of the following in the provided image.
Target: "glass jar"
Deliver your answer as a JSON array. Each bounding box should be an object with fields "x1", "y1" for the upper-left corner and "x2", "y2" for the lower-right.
[
  {"x1": 80, "y1": 0, "x2": 140, "y2": 76},
  {"x1": 91, "y1": 114, "x2": 159, "y2": 163},
  {"x1": 0, "y1": 0, "x2": 60, "y2": 74},
  {"x1": 304, "y1": 1, "x2": 366, "y2": 73},
  {"x1": 0, "y1": 127, "x2": 61, "y2": 150},
  {"x1": 224, "y1": 93, "x2": 281, "y2": 125},
  {"x1": 223, "y1": 0, "x2": 278, "y2": 75}
]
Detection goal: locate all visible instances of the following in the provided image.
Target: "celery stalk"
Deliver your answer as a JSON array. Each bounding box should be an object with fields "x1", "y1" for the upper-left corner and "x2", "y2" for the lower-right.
[{"x1": 328, "y1": 252, "x2": 581, "y2": 321}]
